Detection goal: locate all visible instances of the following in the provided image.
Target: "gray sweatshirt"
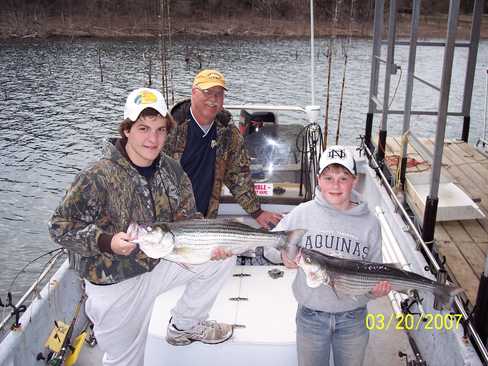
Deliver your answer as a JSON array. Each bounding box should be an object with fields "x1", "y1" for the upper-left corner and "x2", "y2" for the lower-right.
[{"x1": 273, "y1": 187, "x2": 382, "y2": 313}]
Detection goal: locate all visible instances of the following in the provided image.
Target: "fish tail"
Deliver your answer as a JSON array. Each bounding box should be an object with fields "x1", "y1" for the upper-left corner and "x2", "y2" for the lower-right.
[
  {"x1": 286, "y1": 229, "x2": 306, "y2": 247},
  {"x1": 279, "y1": 229, "x2": 306, "y2": 260},
  {"x1": 433, "y1": 284, "x2": 464, "y2": 306}
]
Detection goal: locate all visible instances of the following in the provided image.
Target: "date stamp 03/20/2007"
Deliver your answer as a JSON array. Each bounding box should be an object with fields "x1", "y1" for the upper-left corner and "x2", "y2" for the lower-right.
[{"x1": 365, "y1": 312, "x2": 463, "y2": 331}]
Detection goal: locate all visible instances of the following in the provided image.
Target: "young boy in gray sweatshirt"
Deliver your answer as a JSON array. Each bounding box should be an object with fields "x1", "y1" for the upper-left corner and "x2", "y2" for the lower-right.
[{"x1": 273, "y1": 145, "x2": 391, "y2": 366}]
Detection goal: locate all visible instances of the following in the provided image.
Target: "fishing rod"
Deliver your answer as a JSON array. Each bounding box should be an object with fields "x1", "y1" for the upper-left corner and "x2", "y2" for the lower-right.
[
  {"x1": 0, "y1": 249, "x2": 65, "y2": 332},
  {"x1": 47, "y1": 293, "x2": 87, "y2": 366},
  {"x1": 398, "y1": 331, "x2": 427, "y2": 366},
  {"x1": 323, "y1": 44, "x2": 332, "y2": 150},
  {"x1": 335, "y1": 51, "x2": 348, "y2": 144}
]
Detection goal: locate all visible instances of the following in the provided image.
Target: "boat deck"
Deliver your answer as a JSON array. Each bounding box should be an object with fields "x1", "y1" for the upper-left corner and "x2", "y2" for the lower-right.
[
  {"x1": 77, "y1": 267, "x2": 415, "y2": 366},
  {"x1": 383, "y1": 137, "x2": 488, "y2": 305}
]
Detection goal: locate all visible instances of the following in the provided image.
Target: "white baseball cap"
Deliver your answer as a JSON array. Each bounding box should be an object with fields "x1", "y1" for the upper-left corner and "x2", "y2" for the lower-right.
[
  {"x1": 124, "y1": 88, "x2": 168, "y2": 121},
  {"x1": 319, "y1": 145, "x2": 356, "y2": 175}
]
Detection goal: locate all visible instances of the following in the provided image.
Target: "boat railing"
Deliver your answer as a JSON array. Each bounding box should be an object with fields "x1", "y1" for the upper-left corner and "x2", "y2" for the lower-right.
[
  {"x1": 476, "y1": 67, "x2": 488, "y2": 153},
  {"x1": 364, "y1": 144, "x2": 488, "y2": 365},
  {"x1": 0, "y1": 249, "x2": 66, "y2": 335}
]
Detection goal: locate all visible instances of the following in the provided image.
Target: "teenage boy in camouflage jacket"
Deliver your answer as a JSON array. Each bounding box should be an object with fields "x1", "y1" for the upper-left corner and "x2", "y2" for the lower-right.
[{"x1": 49, "y1": 88, "x2": 234, "y2": 366}]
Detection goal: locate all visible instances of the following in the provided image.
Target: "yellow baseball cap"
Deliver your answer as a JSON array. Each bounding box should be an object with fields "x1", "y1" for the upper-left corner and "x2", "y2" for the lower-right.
[{"x1": 193, "y1": 69, "x2": 227, "y2": 90}]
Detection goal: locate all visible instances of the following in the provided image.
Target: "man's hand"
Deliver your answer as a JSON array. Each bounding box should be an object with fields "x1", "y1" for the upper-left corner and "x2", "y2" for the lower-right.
[
  {"x1": 210, "y1": 247, "x2": 234, "y2": 260},
  {"x1": 256, "y1": 210, "x2": 283, "y2": 230},
  {"x1": 111, "y1": 232, "x2": 137, "y2": 256},
  {"x1": 370, "y1": 281, "x2": 392, "y2": 298}
]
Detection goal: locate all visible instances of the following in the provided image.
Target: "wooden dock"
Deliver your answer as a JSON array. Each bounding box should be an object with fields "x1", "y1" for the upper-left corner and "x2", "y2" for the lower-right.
[{"x1": 383, "y1": 137, "x2": 488, "y2": 305}]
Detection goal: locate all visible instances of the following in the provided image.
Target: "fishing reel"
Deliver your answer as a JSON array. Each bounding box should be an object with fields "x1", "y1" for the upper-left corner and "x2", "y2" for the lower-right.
[{"x1": 401, "y1": 289, "x2": 425, "y2": 317}]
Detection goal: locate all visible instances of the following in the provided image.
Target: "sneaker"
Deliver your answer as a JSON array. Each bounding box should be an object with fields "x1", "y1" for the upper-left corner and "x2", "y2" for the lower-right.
[{"x1": 166, "y1": 320, "x2": 233, "y2": 346}]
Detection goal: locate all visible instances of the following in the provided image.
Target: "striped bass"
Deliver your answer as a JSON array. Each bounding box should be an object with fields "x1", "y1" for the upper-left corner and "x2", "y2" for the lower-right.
[
  {"x1": 128, "y1": 219, "x2": 305, "y2": 264},
  {"x1": 298, "y1": 248, "x2": 463, "y2": 305}
]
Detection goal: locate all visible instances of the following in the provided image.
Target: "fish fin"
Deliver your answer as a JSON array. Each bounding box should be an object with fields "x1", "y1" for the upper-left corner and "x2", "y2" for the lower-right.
[
  {"x1": 162, "y1": 258, "x2": 196, "y2": 273},
  {"x1": 126, "y1": 222, "x2": 139, "y2": 237},
  {"x1": 232, "y1": 217, "x2": 246, "y2": 224},
  {"x1": 383, "y1": 262, "x2": 404, "y2": 270},
  {"x1": 305, "y1": 275, "x2": 323, "y2": 289},
  {"x1": 331, "y1": 284, "x2": 349, "y2": 300},
  {"x1": 239, "y1": 249, "x2": 256, "y2": 258},
  {"x1": 164, "y1": 247, "x2": 212, "y2": 265},
  {"x1": 329, "y1": 283, "x2": 349, "y2": 300}
]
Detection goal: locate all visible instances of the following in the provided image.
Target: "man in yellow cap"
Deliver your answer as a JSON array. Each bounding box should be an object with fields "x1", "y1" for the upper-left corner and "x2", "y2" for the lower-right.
[{"x1": 165, "y1": 69, "x2": 282, "y2": 237}]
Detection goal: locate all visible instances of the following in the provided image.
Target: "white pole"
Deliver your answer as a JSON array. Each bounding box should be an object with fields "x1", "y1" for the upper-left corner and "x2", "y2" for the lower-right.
[{"x1": 310, "y1": 0, "x2": 315, "y2": 106}]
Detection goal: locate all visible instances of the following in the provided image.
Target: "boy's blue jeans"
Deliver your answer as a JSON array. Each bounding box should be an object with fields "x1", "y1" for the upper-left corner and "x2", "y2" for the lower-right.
[{"x1": 296, "y1": 305, "x2": 369, "y2": 366}]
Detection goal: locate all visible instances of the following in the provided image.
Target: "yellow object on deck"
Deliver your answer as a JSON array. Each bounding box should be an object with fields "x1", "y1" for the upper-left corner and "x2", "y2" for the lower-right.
[
  {"x1": 65, "y1": 331, "x2": 88, "y2": 366},
  {"x1": 44, "y1": 321, "x2": 69, "y2": 353}
]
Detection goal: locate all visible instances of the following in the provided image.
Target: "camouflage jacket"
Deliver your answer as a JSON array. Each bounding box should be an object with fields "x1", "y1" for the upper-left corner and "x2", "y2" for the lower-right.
[
  {"x1": 164, "y1": 99, "x2": 261, "y2": 219},
  {"x1": 49, "y1": 138, "x2": 199, "y2": 285}
]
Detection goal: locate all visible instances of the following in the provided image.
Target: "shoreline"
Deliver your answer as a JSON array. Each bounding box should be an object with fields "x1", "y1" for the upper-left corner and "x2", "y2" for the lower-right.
[{"x1": 1, "y1": 14, "x2": 486, "y2": 40}]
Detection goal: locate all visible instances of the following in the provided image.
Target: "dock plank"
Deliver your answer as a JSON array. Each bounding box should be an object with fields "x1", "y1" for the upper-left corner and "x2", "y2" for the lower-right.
[
  {"x1": 441, "y1": 221, "x2": 473, "y2": 242},
  {"x1": 434, "y1": 224, "x2": 452, "y2": 242},
  {"x1": 382, "y1": 137, "x2": 488, "y2": 306},
  {"x1": 460, "y1": 220, "x2": 488, "y2": 242},
  {"x1": 436, "y1": 241, "x2": 479, "y2": 303},
  {"x1": 454, "y1": 241, "x2": 486, "y2": 279},
  {"x1": 477, "y1": 242, "x2": 488, "y2": 257}
]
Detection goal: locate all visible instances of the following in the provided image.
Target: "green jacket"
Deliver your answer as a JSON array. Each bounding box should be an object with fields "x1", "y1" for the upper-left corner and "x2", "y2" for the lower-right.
[
  {"x1": 49, "y1": 138, "x2": 199, "y2": 285},
  {"x1": 164, "y1": 99, "x2": 261, "y2": 219}
]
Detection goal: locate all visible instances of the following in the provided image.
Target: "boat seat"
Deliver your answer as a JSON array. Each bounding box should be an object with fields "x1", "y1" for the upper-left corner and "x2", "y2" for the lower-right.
[{"x1": 144, "y1": 266, "x2": 297, "y2": 366}]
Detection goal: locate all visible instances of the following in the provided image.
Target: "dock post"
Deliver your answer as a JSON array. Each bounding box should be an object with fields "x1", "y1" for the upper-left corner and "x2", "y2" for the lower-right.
[
  {"x1": 400, "y1": 0, "x2": 420, "y2": 187},
  {"x1": 461, "y1": 0, "x2": 484, "y2": 142},
  {"x1": 424, "y1": 0, "x2": 459, "y2": 249},
  {"x1": 473, "y1": 257, "x2": 488, "y2": 347},
  {"x1": 375, "y1": 0, "x2": 396, "y2": 166},
  {"x1": 366, "y1": 0, "x2": 383, "y2": 151},
  {"x1": 461, "y1": 116, "x2": 471, "y2": 142}
]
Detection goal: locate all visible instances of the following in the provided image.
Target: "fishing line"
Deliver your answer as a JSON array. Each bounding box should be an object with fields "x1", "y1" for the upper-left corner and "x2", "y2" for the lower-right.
[
  {"x1": 1, "y1": 248, "x2": 64, "y2": 326},
  {"x1": 6, "y1": 248, "x2": 64, "y2": 294},
  {"x1": 388, "y1": 67, "x2": 403, "y2": 109}
]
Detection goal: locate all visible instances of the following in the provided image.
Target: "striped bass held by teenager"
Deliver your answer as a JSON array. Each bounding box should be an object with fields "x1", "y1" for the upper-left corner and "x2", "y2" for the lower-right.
[
  {"x1": 128, "y1": 219, "x2": 305, "y2": 264},
  {"x1": 298, "y1": 248, "x2": 464, "y2": 305}
]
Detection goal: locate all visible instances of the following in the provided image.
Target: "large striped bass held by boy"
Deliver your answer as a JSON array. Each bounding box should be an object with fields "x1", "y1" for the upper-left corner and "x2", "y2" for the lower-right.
[
  {"x1": 298, "y1": 248, "x2": 463, "y2": 305},
  {"x1": 128, "y1": 218, "x2": 305, "y2": 264}
]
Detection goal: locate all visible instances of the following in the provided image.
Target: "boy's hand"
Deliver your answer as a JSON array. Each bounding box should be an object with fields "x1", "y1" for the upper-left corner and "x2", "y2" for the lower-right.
[
  {"x1": 211, "y1": 247, "x2": 234, "y2": 260},
  {"x1": 111, "y1": 232, "x2": 137, "y2": 256},
  {"x1": 370, "y1": 281, "x2": 391, "y2": 298},
  {"x1": 281, "y1": 249, "x2": 298, "y2": 269}
]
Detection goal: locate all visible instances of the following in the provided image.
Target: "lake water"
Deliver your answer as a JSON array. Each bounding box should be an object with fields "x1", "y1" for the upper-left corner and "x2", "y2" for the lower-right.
[{"x1": 0, "y1": 36, "x2": 487, "y2": 300}]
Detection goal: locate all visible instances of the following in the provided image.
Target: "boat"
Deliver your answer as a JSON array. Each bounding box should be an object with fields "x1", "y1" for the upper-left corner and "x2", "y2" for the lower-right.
[{"x1": 1, "y1": 0, "x2": 487, "y2": 365}]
